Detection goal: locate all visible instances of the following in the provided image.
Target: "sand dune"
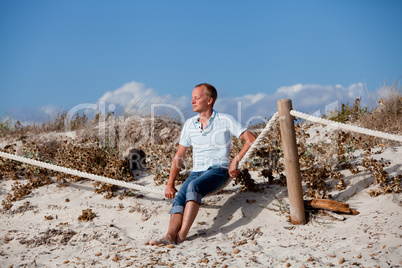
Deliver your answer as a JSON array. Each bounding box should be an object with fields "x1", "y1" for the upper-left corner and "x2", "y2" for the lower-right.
[{"x1": 0, "y1": 120, "x2": 401, "y2": 267}]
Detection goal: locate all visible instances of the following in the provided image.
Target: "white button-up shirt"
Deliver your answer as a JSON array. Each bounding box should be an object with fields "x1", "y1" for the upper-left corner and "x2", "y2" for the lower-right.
[{"x1": 179, "y1": 110, "x2": 247, "y2": 171}]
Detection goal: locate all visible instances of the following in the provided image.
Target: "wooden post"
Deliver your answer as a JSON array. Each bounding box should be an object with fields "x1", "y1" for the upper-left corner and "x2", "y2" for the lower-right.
[{"x1": 277, "y1": 99, "x2": 306, "y2": 225}]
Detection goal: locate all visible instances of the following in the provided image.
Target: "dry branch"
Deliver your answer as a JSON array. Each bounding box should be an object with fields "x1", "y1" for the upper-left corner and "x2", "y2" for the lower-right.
[{"x1": 304, "y1": 199, "x2": 359, "y2": 215}]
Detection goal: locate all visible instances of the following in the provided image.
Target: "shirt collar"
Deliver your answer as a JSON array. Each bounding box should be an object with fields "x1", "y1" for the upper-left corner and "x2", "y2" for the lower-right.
[
  {"x1": 194, "y1": 109, "x2": 216, "y2": 122},
  {"x1": 193, "y1": 109, "x2": 216, "y2": 131},
  {"x1": 209, "y1": 109, "x2": 217, "y2": 121}
]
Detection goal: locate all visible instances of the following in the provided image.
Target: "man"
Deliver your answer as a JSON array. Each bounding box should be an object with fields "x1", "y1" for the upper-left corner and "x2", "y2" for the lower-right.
[{"x1": 149, "y1": 83, "x2": 256, "y2": 245}]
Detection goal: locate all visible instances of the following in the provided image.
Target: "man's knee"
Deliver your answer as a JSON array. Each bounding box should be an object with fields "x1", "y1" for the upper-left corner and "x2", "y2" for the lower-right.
[
  {"x1": 185, "y1": 191, "x2": 202, "y2": 204},
  {"x1": 170, "y1": 205, "x2": 184, "y2": 215},
  {"x1": 186, "y1": 181, "x2": 199, "y2": 194}
]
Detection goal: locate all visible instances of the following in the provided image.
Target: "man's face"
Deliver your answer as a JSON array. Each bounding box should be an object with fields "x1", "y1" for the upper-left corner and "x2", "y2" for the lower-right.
[{"x1": 191, "y1": 86, "x2": 212, "y2": 113}]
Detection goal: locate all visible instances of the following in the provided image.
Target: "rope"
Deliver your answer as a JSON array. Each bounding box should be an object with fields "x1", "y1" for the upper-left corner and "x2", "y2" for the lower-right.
[
  {"x1": 206, "y1": 112, "x2": 280, "y2": 196},
  {"x1": 0, "y1": 113, "x2": 280, "y2": 197},
  {"x1": 2, "y1": 109, "x2": 399, "y2": 197},
  {"x1": 0, "y1": 151, "x2": 164, "y2": 195},
  {"x1": 238, "y1": 112, "x2": 279, "y2": 169},
  {"x1": 290, "y1": 110, "x2": 402, "y2": 143}
]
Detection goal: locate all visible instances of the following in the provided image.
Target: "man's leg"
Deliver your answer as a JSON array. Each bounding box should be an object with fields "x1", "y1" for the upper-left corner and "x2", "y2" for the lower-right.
[
  {"x1": 176, "y1": 200, "x2": 200, "y2": 244},
  {"x1": 149, "y1": 213, "x2": 183, "y2": 245},
  {"x1": 175, "y1": 168, "x2": 228, "y2": 244},
  {"x1": 149, "y1": 173, "x2": 200, "y2": 246}
]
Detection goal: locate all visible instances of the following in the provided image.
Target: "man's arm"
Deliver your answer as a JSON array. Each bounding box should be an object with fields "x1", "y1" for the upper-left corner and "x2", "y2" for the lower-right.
[
  {"x1": 165, "y1": 144, "x2": 187, "y2": 199},
  {"x1": 228, "y1": 130, "x2": 256, "y2": 178}
]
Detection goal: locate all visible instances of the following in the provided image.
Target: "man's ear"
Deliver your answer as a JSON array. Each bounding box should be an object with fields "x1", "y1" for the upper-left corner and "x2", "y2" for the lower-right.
[{"x1": 208, "y1": 97, "x2": 213, "y2": 105}]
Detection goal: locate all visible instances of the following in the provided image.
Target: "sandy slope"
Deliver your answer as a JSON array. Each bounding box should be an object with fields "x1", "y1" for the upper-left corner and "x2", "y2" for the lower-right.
[{"x1": 1, "y1": 146, "x2": 401, "y2": 267}]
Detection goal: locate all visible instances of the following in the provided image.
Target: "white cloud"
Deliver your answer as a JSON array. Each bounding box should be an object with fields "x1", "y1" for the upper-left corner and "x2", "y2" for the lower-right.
[
  {"x1": 98, "y1": 81, "x2": 191, "y2": 117},
  {"x1": 6, "y1": 81, "x2": 367, "y2": 125},
  {"x1": 97, "y1": 81, "x2": 367, "y2": 124},
  {"x1": 98, "y1": 81, "x2": 157, "y2": 113},
  {"x1": 216, "y1": 82, "x2": 366, "y2": 123},
  {"x1": 40, "y1": 104, "x2": 61, "y2": 118},
  {"x1": 5, "y1": 105, "x2": 63, "y2": 125},
  {"x1": 277, "y1": 83, "x2": 304, "y2": 96},
  {"x1": 346, "y1": 83, "x2": 365, "y2": 99}
]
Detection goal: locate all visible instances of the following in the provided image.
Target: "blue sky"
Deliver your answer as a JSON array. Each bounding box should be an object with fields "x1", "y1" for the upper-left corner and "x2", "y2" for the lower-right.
[{"x1": 0, "y1": 0, "x2": 401, "y2": 123}]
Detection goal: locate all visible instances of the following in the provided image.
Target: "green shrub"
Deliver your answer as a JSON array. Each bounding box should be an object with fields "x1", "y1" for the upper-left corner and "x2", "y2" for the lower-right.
[{"x1": 328, "y1": 98, "x2": 368, "y2": 123}]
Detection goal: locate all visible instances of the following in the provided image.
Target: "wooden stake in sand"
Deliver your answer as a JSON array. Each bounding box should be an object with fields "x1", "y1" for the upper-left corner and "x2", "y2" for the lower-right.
[{"x1": 277, "y1": 99, "x2": 306, "y2": 225}]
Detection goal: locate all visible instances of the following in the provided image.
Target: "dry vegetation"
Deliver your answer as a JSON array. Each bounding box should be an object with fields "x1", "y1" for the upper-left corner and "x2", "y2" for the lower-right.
[
  {"x1": 232, "y1": 83, "x2": 401, "y2": 197},
  {"x1": 0, "y1": 84, "x2": 401, "y2": 211}
]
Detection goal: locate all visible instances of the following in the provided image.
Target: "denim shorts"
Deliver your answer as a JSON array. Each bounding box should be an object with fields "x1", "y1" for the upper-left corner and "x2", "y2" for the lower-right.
[{"x1": 170, "y1": 166, "x2": 229, "y2": 215}]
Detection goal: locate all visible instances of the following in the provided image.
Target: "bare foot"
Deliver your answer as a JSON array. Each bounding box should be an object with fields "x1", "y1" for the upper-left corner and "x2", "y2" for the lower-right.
[
  {"x1": 149, "y1": 237, "x2": 175, "y2": 246},
  {"x1": 175, "y1": 233, "x2": 186, "y2": 244}
]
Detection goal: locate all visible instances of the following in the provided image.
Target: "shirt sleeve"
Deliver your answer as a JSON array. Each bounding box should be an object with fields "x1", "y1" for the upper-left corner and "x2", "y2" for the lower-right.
[
  {"x1": 227, "y1": 114, "x2": 247, "y2": 138},
  {"x1": 179, "y1": 119, "x2": 191, "y2": 147}
]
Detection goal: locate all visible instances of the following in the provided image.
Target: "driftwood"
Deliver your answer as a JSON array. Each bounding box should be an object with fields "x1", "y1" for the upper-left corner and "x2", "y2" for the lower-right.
[{"x1": 304, "y1": 199, "x2": 359, "y2": 215}]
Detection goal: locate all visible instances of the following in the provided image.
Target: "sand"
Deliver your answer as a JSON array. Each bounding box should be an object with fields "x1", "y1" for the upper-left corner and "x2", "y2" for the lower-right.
[
  {"x1": 0, "y1": 125, "x2": 401, "y2": 267},
  {"x1": 1, "y1": 148, "x2": 401, "y2": 267}
]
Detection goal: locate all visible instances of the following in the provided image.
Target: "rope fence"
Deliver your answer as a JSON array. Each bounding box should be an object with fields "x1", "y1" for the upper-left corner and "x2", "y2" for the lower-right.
[
  {"x1": 0, "y1": 106, "x2": 401, "y2": 197},
  {"x1": 290, "y1": 110, "x2": 402, "y2": 142},
  {"x1": 0, "y1": 150, "x2": 164, "y2": 195},
  {"x1": 238, "y1": 112, "x2": 279, "y2": 169},
  {"x1": 207, "y1": 112, "x2": 279, "y2": 196}
]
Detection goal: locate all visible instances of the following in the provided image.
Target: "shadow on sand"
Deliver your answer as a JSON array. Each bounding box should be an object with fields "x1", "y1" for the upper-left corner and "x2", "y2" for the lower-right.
[{"x1": 186, "y1": 184, "x2": 288, "y2": 241}]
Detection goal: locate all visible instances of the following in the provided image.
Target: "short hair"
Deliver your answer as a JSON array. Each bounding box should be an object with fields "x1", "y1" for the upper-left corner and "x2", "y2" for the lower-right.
[{"x1": 195, "y1": 83, "x2": 218, "y2": 106}]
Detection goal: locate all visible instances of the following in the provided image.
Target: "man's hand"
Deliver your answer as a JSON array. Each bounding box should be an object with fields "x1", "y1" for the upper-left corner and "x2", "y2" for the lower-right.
[
  {"x1": 228, "y1": 131, "x2": 256, "y2": 178},
  {"x1": 164, "y1": 145, "x2": 186, "y2": 199},
  {"x1": 229, "y1": 157, "x2": 241, "y2": 178},
  {"x1": 165, "y1": 184, "x2": 177, "y2": 199}
]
